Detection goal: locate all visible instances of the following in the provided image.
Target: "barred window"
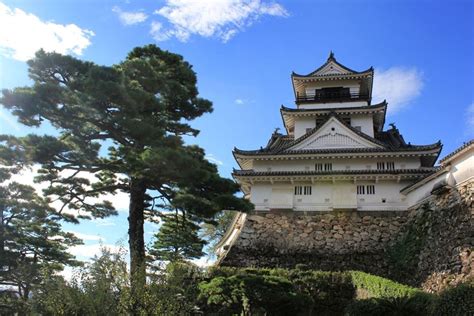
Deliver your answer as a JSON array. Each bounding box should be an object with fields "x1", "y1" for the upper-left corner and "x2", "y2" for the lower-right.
[
  {"x1": 377, "y1": 162, "x2": 395, "y2": 170},
  {"x1": 367, "y1": 185, "x2": 375, "y2": 195},
  {"x1": 294, "y1": 186, "x2": 303, "y2": 195},
  {"x1": 315, "y1": 163, "x2": 323, "y2": 171},
  {"x1": 357, "y1": 185, "x2": 375, "y2": 195},
  {"x1": 304, "y1": 186, "x2": 312, "y2": 195},
  {"x1": 324, "y1": 163, "x2": 332, "y2": 171}
]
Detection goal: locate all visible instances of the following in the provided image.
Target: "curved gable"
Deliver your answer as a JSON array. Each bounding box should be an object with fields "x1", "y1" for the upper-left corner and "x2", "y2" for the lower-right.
[{"x1": 289, "y1": 117, "x2": 384, "y2": 151}]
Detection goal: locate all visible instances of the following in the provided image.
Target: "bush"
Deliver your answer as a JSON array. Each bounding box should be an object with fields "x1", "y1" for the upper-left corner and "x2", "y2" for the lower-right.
[
  {"x1": 350, "y1": 271, "x2": 422, "y2": 298},
  {"x1": 289, "y1": 270, "x2": 355, "y2": 314},
  {"x1": 198, "y1": 271, "x2": 312, "y2": 315},
  {"x1": 345, "y1": 294, "x2": 432, "y2": 316},
  {"x1": 433, "y1": 282, "x2": 474, "y2": 316}
]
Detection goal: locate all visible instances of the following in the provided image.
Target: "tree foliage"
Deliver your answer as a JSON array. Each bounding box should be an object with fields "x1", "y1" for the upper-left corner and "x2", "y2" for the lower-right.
[
  {"x1": 0, "y1": 166, "x2": 81, "y2": 314},
  {"x1": 151, "y1": 212, "x2": 206, "y2": 262},
  {"x1": 0, "y1": 45, "x2": 253, "y2": 300}
]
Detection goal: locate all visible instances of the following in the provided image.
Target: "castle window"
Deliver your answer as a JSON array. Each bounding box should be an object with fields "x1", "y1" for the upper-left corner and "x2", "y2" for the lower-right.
[
  {"x1": 324, "y1": 163, "x2": 332, "y2": 171},
  {"x1": 295, "y1": 185, "x2": 311, "y2": 195},
  {"x1": 294, "y1": 186, "x2": 303, "y2": 195},
  {"x1": 377, "y1": 162, "x2": 395, "y2": 170},
  {"x1": 357, "y1": 185, "x2": 376, "y2": 195},
  {"x1": 367, "y1": 185, "x2": 375, "y2": 194},
  {"x1": 315, "y1": 163, "x2": 323, "y2": 171}
]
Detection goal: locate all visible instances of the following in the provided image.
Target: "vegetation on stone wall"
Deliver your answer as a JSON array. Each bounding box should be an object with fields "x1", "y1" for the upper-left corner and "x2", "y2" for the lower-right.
[{"x1": 386, "y1": 204, "x2": 431, "y2": 283}]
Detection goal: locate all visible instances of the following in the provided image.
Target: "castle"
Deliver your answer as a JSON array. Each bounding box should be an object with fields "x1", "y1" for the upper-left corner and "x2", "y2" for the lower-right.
[
  {"x1": 232, "y1": 52, "x2": 441, "y2": 212},
  {"x1": 217, "y1": 53, "x2": 474, "y2": 291}
]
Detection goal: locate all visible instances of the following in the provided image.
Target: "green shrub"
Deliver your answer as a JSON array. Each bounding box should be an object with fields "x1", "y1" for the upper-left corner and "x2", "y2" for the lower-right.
[
  {"x1": 350, "y1": 271, "x2": 422, "y2": 298},
  {"x1": 433, "y1": 282, "x2": 474, "y2": 316},
  {"x1": 290, "y1": 270, "x2": 355, "y2": 315},
  {"x1": 345, "y1": 293, "x2": 434, "y2": 316},
  {"x1": 198, "y1": 272, "x2": 312, "y2": 315}
]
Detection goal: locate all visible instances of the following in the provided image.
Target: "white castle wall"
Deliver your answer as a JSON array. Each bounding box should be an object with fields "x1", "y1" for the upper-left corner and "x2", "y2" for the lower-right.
[{"x1": 252, "y1": 157, "x2": 421, "y2": 172}]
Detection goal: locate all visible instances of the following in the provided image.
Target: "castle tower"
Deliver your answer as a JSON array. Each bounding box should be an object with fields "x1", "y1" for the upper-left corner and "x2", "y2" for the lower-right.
[{"x1": 232, "y1": 53, "x2": 442, "y2": 212}]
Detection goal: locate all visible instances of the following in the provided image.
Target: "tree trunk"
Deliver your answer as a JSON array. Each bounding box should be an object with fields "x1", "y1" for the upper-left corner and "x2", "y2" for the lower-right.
[{"x1": 128, "y1": 177, "x2": 146, "y2": 313}]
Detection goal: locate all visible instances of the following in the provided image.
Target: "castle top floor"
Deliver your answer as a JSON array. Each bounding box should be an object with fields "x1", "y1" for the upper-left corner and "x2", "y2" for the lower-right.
[{"x1": 291, "y1": 52, "x2": 374, "y2": 109}]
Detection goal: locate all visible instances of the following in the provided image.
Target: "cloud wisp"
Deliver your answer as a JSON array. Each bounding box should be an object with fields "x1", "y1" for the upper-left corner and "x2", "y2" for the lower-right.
[
  {"x1": 372, "y1": 67, "x2": 424, "y2": 114},
  {"x1": 150, "y1": 0, "x2": 289, "y2": 42},
  {"x1": 0, "y1": 2, "x2": 94, "y2": 61},
  {"x1": 205, "y1": 154, "x2": 224, "y2": 166},
  {"x1": 112, "y1": 6, "x2": 148, "y2": 25}
]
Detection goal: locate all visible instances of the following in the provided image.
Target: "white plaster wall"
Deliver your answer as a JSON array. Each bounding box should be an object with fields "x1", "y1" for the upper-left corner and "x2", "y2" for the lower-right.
[
  {"x1": 250, "y1": 180, "x2": 409, "y2": 211},
  {"x1": 252, "y1": 157, "x2": 420, "y2": 172},
  {"x1": 302, "y1": 80, "x2": 360, "y2": 94},
  {"x1": 351, "y1": 114, "x2": 374, "y2": 137},
  {"x1": 294, "y1": 117, "x2": 316, "y2": 138},
  {"x1": 404, "y1": 174, "x2": 448, "y2": 207},
  {"x1": 449, "y1": 152, "x2": 474, "y2": 185},
  {"x1": 332, "y1": 181, "x2": 357, "y2": 209},
  {"x1": 299, "y1": 101, "x2": 369, "y2": 109},
  {"x1": 356, "y1": 180, "x2": 409, "y2": 211},
  {"x1": 405, "y1": 147, "x2": 474, "y2": 207}
]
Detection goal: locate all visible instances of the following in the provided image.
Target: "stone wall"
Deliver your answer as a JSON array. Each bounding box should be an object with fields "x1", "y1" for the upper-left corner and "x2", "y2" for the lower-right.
[
  {"x1": 220, "y1": 210, "x2": 409, "y2": 276},
  {"x1": 219, "y1": 180, "x2": 474, "y2": 292},
  {"x1": 412, "y1": 180, "x2": 474, "y2": 292}
]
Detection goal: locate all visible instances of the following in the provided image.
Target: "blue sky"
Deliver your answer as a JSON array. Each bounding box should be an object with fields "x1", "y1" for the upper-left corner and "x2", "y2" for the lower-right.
[{"x1": 0, "y1": 0, "x2": 473, "y2": 264}]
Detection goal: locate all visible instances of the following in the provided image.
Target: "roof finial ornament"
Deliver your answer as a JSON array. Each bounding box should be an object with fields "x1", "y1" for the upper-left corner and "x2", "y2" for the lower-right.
[
  {"x1": 389, "y1": 122, "x2": 397, "y2": 130},
  {"x1": 273, "y1": 127, "x2": 281, "y2": 134},
  {"x1": 328, "y1": 51, "x2": 335, "y2": 61}
]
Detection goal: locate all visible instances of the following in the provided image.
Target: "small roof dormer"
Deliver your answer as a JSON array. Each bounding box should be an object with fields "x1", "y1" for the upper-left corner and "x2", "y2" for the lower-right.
[{"x1": 291, "y1": 52, "x2": 374, "y2": 107}]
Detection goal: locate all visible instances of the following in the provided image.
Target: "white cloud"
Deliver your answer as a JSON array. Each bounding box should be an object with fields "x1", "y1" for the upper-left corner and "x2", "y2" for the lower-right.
[
  {"x1": 235, "y1": 98, "x2": 244, "y2": 105},
  {"x1": 112, "y1": 6, "x2": 148, "y2": 25},
  {"x1": 191, "y1": 255, "x2": 214, "y2": 267},
  {"x1": 0, "y1": 2, "x2": 94, "y2": 61},
  {"x1": 372, "y1": 67, "x2": 424, "y2": 114},
  {"x1": 152, "y1": 0, "x2": 289, "y2": 42},
  {"x1": 66, "y1": 231, "x2": 105, "y2": 242},
  {"x1": 68, "y1": 243, "x2": 122, "y2": 260},
  {"x1": 9, "y1": 166, "x2": 130, "y2": 215},
  {"x1": 93, "y1": 218, "x2": 118, "y2": 227},
  {"x1": 205, "y1": 154, "x2": 224, "y2": 166}
]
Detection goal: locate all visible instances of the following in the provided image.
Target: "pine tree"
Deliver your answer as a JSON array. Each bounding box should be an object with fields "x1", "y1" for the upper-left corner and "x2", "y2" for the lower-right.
[
  {"x1": 0, "y1": 166, "x2": 81, "y2": 313},
  {"x1": 151, "y1": 212, "x2": 207, "y2": 262},
  {"x1": 0, "y1": 45, "x2": 253, "y2": 308}
]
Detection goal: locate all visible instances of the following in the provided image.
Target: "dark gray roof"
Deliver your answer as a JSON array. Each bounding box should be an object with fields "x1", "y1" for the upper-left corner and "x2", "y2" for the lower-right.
[
  {"x1": 233, "y1": 168, "x2": 437, "y2": 177},
  {"x1": 291, "y1": 53, "x2": 373, "y2": 78},
  {"x1": 439, "y1": 139, "x2": 474, "y2": 164},
  {"x1": 234, "y1": 113, "x2": 442, "y2": 159},
  {"x1": 280, "y1": 101, "x2": 387, "y2": 114}
]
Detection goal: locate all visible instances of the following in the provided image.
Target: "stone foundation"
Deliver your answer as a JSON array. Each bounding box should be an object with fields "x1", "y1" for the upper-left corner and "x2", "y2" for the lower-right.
[
  {"x1": 219, "y1": 180, "x2": 474, "y2": 292},
  {"x1": 221, "y1": 210, "x2": 409, "y2": 277}
]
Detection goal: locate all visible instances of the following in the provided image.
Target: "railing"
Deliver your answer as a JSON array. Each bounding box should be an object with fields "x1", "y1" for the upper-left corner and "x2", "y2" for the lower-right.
[{"x1": 296, "y1": 91, "x2": 370, "y2": 104}]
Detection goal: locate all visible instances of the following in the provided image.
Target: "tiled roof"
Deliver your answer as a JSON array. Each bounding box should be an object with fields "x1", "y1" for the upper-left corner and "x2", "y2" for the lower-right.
[
  {"x1": 439, "y1": 139, "x2": 474, "y2": 164},
  {"x1": 280, "y1": 101, "x2": 387, "y2": 114},
  {"x1": 233, "y1": 168, "x2": 437, "y2": 177},
  {"x1": 234, "y1": 113, "x2": 442, "y2": 157},
  {"x1": 291, "y1": 53, "x2": 373, "y2": 78}
]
